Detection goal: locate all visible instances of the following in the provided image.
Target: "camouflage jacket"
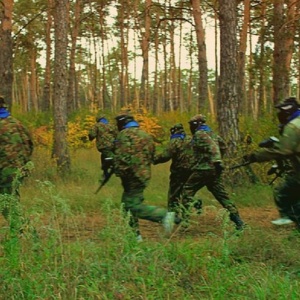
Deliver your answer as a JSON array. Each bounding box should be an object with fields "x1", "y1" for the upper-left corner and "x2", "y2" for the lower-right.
[
  {"x1": 191, "y1": 128, "x2": 222, "y2": 171},
  {"x1": 254, "y1": 115, "x2": 300, "y2": 178},
  {"x1": 88, "y1": 121, "x2": 117, "y2": 154},
  {"x1": 0, "y1": 113, "x2": 33, "y2": 185},
  {"x1": 196, "y1": 124, "x2": 227, "y2": 157},
  {"x1": 114, "y1": 125, "x2": 155, "y2": 182},
  {"x1": 153, "y1": 134, "x2": 195, "y2": 173}
]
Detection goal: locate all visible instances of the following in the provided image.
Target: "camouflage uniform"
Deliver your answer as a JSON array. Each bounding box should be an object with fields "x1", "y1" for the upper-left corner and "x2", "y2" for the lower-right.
[
  {"x1": 0, "y1": 102, "x2": 33, "y2": 230},
  {"x1": 181, "y1": 115, "x2": 244, "y2": 229},
  {"x1": 249, "y1": 101, "x2": 300, "y2": 229},
  {"x1": 88, "y1": 115, "x2": 117, "y2": 179},
  {"x1": 114, "y1": 115, "x2": 170, "y2": 236},
  {"x1": 153, "y1": 124, "x2": 200, "y2": 215}
]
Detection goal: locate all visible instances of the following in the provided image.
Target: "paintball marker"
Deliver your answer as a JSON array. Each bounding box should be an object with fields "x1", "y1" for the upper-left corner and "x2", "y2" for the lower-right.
[
  {"x1": 229, "y1": 160, "x2": 252, "y2": 170},
  {"x1": 258, "y1": 136, "x2": 279, "y2": 148},
  {"x1": 94, "y1": 167, "x2": 114, "y2": 194}
]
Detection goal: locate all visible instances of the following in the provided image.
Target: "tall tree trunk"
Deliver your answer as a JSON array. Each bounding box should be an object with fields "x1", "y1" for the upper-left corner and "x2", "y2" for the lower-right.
[
  {"x1": 139, "y1": 0, "x2": 151, "y2": 109},
  {"x1": 237, "y1": 0, "x2": 250, "y2": 114},
  {"x1": 217, "y1": 0, "x2": 240, "y2": 155},
  {"x1": 53, "y1": 0, "x2": 70, "y2": 173},
  {"x1": 191, "y1": 0, "x2": 208, "y2": 111},
  {"x1": 0, "y1": 0, "x2": 13, "y2": 108},
  {"x1": 67, "y1": 0, "x2": 82, "y2": 114},
  {"x1": 42, "y1": 0, "x2": 53, "y2": 112},
  {"x1": 30, "y1": 48, "x2": 39, "y2": 111},
  {"x1": 273, "y1": 0, "x2": 296, "y2": 104},
  {"x1": 257, "y1": 0, "x2": 267, "y2": 117}
]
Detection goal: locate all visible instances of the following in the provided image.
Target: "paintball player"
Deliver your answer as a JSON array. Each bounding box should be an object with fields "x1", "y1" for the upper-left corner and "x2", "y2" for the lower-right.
[
  {"x1": 88, "y1": 113, "x2": 117, "y2": 180},
  {"x1": 0, "y1": 97, "x2": 33, "y2": 232},
  {"x1": 153, "y1": 123, "x2": 202, "y2": 218},
  {"x1": 181, "y1": 114, "x2": 245, "y2": 230},
  {"x1": 244, "y1": 97, "x2": 300, "y2": 230},
  {"x1": 114, "y1": 113, "x2": 179, "y2": 241}
]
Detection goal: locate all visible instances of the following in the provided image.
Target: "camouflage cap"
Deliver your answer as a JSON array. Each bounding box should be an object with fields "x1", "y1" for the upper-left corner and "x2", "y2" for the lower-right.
[{"x1": 189, "y1": 114, "x2": 206, "y2": 124}]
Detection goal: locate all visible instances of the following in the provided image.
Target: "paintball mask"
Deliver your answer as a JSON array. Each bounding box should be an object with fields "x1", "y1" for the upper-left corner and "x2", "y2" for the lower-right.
[
  {"x1": 115, "y1": 114, "x2": 134, "y2": 131},
  {"x1": 188, "y1": 114, "x2": 206, "y2": 134},
  {"x1": 170, "y1": 123, "x2": 185, "y2": 135},
  {"x1": 275, "y1": 97, "x2": 300, "y2": 125}
]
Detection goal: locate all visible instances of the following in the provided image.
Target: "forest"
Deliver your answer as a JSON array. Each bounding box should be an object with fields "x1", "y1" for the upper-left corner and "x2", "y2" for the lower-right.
[
  {"x1": 0, "y1": 0, "x2": 299, "y2": 168},
  {"x1": 2, "y1": 1, "x2": 300, "y2": 298}
]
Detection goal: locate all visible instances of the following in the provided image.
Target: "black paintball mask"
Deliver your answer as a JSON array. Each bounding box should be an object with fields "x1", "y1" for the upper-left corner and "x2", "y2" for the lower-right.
[
  {"x1": 188, "y1": 114, "x2": 206, "y2": 135},
  {"x1": 275, "y1": 97, "x2": 300, "y2": 126},
  {"x1": 170, "y1": 123, "x2": 185, "y2": 135},
  {"x1": 115, "y1": 114, "x2": 134, "y2": 131}
]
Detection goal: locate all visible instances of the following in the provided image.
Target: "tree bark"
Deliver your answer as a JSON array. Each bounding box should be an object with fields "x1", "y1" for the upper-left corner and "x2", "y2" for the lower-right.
[
  {"x1": 217, "y1": 0, "x2": 240, "y2": 155},
  {"x1": 53, "y1": 0, "x2": 70, "y2": 173},
  {"x1": 191, "y1": 0, "x2": 208, "y2": 111},
  {"x1": 0, "y1": 0, "x2": 14, "y2": 108}
]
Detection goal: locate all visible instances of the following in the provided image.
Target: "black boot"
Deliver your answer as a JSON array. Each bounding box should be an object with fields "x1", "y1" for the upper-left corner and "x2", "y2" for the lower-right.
[{"x1": 229, "y1": 213, "x2": 245, "y2": 230}]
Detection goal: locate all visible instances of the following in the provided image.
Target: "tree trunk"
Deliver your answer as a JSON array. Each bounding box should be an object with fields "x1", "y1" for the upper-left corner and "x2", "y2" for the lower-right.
[
  {"x1": 53, "y1": 0, "x2": 70, "y2": 173},
  {"x1": 217, "y1": 0, "x2": 240, "y2": 155},
  {"x1": 237, "y1": 0, "x2": 250, "y2": 114},
  {"x1": 42, "y1": 0, "x2": 53, "y2": 112},
  {"x1": 67, "y1": 0, "x2": 82, "y2": 114},
  {"x1": 139, "y1": 0, "x2": 151, "y2": 109},
  {"x1": 0, "y1": 0, "x2": 14, "y2": 108},
  {"x1": 272, "y1": 0, "x2": 296, "y2": 104},
  {"x1": 191, "y1": 0, "x2": 208, "y2": 111}
]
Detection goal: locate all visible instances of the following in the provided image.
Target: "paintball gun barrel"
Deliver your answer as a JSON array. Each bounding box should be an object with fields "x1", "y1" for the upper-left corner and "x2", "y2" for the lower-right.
[{"x1": 229, "y1": 161, "x2": 252, "y2": 170}]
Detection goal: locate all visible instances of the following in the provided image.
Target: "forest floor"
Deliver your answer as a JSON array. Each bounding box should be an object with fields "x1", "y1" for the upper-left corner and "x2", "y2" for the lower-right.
[{"x1": 35, "y1": 206, "x2": 295, "y2": 243}]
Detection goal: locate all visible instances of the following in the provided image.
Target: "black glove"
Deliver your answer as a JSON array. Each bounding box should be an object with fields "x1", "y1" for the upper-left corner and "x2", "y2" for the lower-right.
[
  {"x1": 242, "y1": 154, "x2": 257, "y2": 163},
  {"x1": 214, "y1": 162, "x2": 224, "y2": 176}
]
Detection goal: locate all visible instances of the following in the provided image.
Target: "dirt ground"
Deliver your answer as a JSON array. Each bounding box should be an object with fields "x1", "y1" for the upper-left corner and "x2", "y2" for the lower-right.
[{"x1": 49, "y1": 206, "x2": 295, "y2": 243}]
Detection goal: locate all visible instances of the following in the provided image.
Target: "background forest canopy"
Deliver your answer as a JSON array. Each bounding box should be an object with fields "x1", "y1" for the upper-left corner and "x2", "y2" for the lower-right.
[{"x1": 0, "y1": 0, "x2": 300, "y2": 162}]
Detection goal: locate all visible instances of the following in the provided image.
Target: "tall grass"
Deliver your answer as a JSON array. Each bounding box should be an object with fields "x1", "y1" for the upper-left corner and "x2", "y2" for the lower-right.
[{"x1": 0, "y1": 148, "x2": 299, "y2": 299}]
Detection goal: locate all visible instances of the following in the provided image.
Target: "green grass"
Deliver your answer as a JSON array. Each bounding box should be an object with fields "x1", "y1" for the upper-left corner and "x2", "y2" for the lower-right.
[{"x1": 0, "y1": 148, "x2": 300, "y2": 299}]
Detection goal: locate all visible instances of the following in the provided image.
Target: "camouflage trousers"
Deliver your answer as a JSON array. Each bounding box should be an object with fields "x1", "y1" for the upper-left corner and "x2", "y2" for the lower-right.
[
  {"x1": 168, "y1": 170, "x2": 197, "y2": 214},
  {"x1": 273, "y1": 173, "x2": 300, "y2": 226},
  {"x1": 120, "y1": 176, "x2": 167, "y2": 234},
  {"x1": 181, "y1": 169, "x2": 239, "y2": 217}
]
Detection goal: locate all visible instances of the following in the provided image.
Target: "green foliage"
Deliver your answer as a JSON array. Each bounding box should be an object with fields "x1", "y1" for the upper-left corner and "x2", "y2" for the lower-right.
[{"x1": 0, "y1": 148, "x2": 299, "y2": 299}]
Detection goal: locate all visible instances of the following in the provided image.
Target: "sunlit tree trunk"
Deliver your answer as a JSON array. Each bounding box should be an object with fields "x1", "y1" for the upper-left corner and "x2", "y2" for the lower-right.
[
  {"x1": 139, "y1": 0, "x2": 151, "y2": 109},
  {"x1": 118, "y1": 0, "x2": 129, "y2": 108},
  {"x1": 191, "y1": 0, "x2": 208, "y2": 111},
  {"x1": 67, "y1": 0, "x2": 82, "y2": 114},
  {"x1": 30, "y1": 49, "x2": 39, "y2": 111},
  {"x1": 257, "y1": 0, "x2": 267, "y2": 117},
  {"x1": 0, "y1": 0, "x2": 13, "y2": 108},
  {"x1": 237, "y1": 0, "x2": 250, "y2": 114},
  {"x1": 42, "y1": 0, "x2": 53, "y2": 112},
  {"x1": 169, "y1": 19, "x2": 176, "y2": 111},
  {"x1": 217, "y1": 0, "x2": 240, "y2": 155},
  {"x1": 53, "y1": 0, "x2": 70, "y2": 173},
  {"x1": 273, "y1": 0, "x2": 296, "y2": 104}
]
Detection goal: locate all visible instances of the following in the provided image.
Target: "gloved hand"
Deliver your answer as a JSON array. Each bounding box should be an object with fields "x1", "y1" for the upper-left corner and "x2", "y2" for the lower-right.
[
  {"x1": 267, "y1": 164, "x2": 279, "y2": 176},
  {"x1": 214, "y1": 162, "x2": 224, "y2": 176},
  {"x1": 242, "y1": 154, "x2": 257, "y2": 163}
]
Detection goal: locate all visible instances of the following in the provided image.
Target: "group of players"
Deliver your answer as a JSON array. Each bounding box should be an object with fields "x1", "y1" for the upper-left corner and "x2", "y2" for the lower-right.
[{"x1": 1, "y1": 96, "x2": 300, "y2": 241}]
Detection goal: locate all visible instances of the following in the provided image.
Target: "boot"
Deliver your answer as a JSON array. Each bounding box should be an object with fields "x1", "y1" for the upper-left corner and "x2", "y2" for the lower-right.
[{"x1": 229, "y1": 213, "x2": 245, "y2": 231}]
